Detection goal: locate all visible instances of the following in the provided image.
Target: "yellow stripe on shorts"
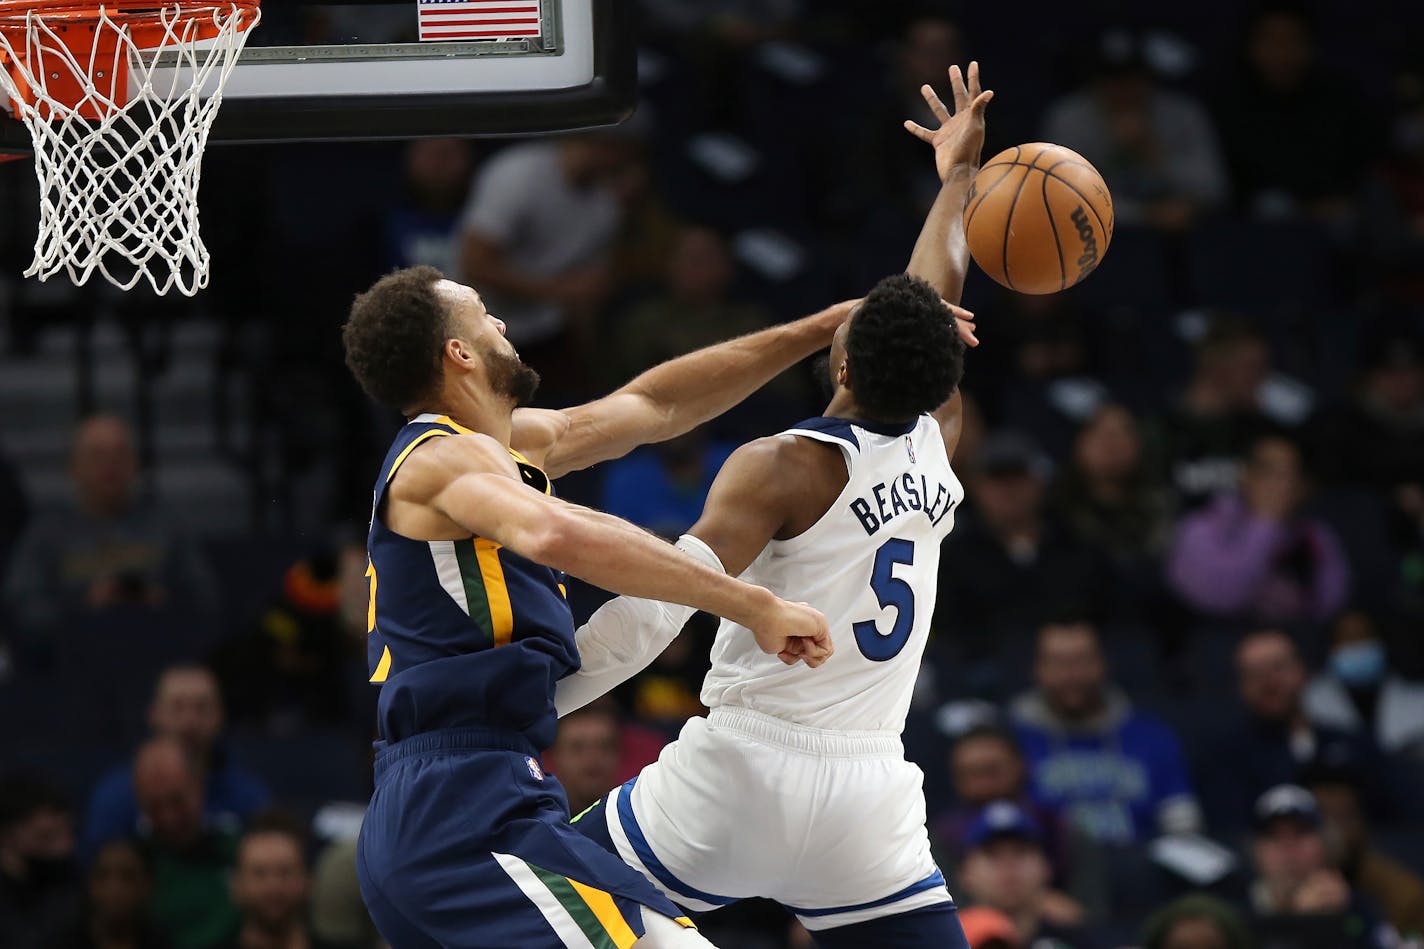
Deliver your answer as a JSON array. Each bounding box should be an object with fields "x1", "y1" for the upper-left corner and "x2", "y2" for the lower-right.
[{"x1": 566, "y1": 878, "x2": 639, "y2": 949}]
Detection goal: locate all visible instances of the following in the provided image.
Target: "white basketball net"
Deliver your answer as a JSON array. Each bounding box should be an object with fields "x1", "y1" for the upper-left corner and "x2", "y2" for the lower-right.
[{"x1": 0, "y1": 3, "x2": 260, "y2": 296}]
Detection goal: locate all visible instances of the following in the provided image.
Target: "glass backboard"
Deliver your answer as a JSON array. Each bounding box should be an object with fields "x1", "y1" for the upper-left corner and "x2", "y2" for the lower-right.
[{"x1": 0, "y1": 0, "x2": 635, "y2": 152}]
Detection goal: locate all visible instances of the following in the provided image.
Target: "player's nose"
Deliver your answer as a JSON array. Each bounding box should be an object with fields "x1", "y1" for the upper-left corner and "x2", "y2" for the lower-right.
[{"x1": 493, "y1": 317, "x2": 507, "y2": 336}]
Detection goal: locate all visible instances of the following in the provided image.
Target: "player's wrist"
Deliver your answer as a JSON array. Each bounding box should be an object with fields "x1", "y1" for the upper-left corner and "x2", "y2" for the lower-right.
[
  {"x1": 731, "y1": 583, "x2": 779, "y2": 630},
  {"x1": 941, "y1": 162, "x2": 977, "y2": 185}
]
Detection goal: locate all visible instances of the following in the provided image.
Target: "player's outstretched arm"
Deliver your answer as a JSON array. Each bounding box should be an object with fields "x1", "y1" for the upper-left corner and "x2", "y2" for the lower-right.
[
  {"x1": 904, "y1": 61, "x2": 991, "y2": 308},
  {"x1": 509, "y1": 299, "x2": 858, "y2": 479},
  {"x1": 904, "y1": 61, "x2": 992, "y2": 460},
  {"x1": 394, "y1": 434, "x2": 832, "y2": 665}
]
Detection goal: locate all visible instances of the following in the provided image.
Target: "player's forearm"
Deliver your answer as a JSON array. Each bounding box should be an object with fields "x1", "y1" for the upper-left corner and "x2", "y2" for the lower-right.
[
  {"x1": 556, "y1": 535, "x2": 721, "y2": 716},
  {"x1": 619, "y1": 300, "x2": 852, "y2": 441},
  {"x1": 541, "y1": 506, "x2": 775, "y2": 629},
  {"x1": 908, "y1": 166, "x2": 975, "y2": 306}
]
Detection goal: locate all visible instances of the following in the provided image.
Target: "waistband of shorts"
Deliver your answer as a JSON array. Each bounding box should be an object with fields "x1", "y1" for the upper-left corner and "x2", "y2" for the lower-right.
[
  {"x1": 707, "y1": 706, "x2": 902, "y2": 758},
  {"x1": 373, "y1": 726, "x2": 539, "y2": 778}
]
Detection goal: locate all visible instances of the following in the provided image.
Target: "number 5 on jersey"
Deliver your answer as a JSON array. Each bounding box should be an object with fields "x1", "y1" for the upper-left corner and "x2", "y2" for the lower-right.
[{"x1": 853, "y1": 538, "x2": 915, "y2": 661}]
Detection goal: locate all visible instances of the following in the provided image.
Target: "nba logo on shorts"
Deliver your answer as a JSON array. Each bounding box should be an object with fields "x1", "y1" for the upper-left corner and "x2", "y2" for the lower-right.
[
  {"x1": 525, "y1": 756, "x2": 544, "y2": 781},
  {"x1": 905, "y1": 435, "x2": 916, "y2": 463}
]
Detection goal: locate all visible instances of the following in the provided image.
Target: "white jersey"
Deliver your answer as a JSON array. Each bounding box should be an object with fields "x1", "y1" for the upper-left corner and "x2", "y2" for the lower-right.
[{"x1": 701, "y1": 413, "x2": 963, "y2": 733}]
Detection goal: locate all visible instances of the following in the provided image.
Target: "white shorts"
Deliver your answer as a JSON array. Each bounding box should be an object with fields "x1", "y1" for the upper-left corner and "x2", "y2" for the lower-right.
[{"x1": 595, "y1": 705, "x2": 953, "y2": 931}]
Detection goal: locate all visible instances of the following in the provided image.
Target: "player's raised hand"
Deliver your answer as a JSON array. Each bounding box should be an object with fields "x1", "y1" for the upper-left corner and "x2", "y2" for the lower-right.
[
  {"x1": 749, "y1": 598, "x2": 833, "y2": 668},
  {"x1": 904, "y1": 61, "x2": 993, "y2": 183}
]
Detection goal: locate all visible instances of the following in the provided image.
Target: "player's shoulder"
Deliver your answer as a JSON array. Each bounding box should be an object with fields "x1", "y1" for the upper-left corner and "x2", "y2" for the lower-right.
[
  {"x1": 389, "y1": 430, "x2": 515, "y2": 500},
  {"x1": 732, "y1": 431, "x2": 841, "y2": 477}
]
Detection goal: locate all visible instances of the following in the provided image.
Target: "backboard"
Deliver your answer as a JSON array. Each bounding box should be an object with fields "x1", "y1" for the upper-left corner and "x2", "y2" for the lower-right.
[{"x1": 0, "y1": 0, "x2": 636, "y2": 152}]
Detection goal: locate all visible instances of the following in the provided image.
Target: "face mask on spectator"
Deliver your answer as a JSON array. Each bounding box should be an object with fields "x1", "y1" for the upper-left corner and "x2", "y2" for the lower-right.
[{"x1": 1330, "y1": 641, "x2": 1386, "y2": 687}]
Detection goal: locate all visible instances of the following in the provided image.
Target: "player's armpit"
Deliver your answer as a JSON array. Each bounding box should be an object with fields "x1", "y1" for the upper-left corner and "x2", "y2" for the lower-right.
[{"x1": 687, "y1": 437, "x2": 800, "y2": 578}]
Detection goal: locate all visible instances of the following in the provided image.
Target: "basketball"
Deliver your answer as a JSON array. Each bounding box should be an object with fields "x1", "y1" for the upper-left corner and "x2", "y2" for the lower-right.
[{"x1": 965, "y1": 142, "x2": 1114, "y2": 295}]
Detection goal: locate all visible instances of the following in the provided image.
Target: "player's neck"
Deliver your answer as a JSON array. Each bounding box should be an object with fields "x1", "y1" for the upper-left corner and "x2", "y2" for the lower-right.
[
  {"x1": 823, "y1": 391, "x2": 869, "y2": 422},
  {"x1": 420, "y1": 385, "x2": 514, "y2": 445}
]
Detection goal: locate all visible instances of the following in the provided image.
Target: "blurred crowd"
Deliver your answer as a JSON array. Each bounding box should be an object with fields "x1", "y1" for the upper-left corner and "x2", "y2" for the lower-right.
[{"x1": 3, "y1": 1, "x2": 1424, "y2": 948}]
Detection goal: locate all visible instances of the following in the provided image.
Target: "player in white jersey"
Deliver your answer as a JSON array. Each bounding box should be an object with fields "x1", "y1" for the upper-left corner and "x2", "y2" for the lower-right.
[{"x1": 554, "y1": 63, "x2": 994, "y2": 947}]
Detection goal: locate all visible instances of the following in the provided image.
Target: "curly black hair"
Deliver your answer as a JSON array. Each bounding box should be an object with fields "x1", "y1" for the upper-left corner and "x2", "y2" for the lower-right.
[
  {"x1": 343, "y1": 265, "x2": 450, "y2": 412},
  {"x1": 846, "y1": 273, "x2": 964, "y2": 421}
]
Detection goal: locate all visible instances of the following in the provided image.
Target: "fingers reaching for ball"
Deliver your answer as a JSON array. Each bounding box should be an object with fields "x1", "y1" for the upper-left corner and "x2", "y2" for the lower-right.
[{"x1": 943, "y1": 301, "x2": 979, "y2": 347}]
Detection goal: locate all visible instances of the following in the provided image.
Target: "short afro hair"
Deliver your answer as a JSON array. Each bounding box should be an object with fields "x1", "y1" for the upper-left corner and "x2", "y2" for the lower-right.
[
  {"x1": 846, "y1": 273, "x2": 964, "y2": 422},
  {"x1": 343, "y1": 265, "x2": 450, "y2": 412}
]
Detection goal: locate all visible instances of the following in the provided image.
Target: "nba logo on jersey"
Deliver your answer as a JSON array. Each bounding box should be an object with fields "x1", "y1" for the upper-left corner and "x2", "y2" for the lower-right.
[
  {"x1": 525, "y1": 756, "x2": 544, "y2": 781},
  {"x1": 905, "y1": 435, "x2": 916, "y2": 463}
]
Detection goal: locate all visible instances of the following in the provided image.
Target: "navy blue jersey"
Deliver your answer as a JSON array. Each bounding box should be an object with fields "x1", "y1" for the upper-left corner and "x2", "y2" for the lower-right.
[{"x1": 364, "y1": 413, "x2": 579, "y2": 749}]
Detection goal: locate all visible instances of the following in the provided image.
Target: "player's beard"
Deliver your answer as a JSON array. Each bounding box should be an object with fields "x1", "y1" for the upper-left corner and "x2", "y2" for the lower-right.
[{"x1": 484, "y1": 347, "x2": 541, "y2": 407}]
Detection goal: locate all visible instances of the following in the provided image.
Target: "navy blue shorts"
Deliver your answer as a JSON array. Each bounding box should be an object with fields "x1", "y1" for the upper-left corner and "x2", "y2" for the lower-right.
[{"x1": 356, "y1": 727, "x2": 694, "y2": 949}]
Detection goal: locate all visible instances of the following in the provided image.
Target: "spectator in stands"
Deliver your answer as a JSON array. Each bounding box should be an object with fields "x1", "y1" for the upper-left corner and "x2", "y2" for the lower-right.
[
  {"x1": 1304, "y1": 610, "x2": 1424, "y2": 758},
  {"x1": 931, "y1": 723, "x2": 1070, "y2": 882},
  {"x1": 45, "y1": 838, "x2": 170, "y2": 949},
  {"x1": 956, "y1": 802, "x2": 1093, "y2": 949},
  {"x1": 1213, "y1": 4, "x2": 1373, "y2": 220},
  {"x1": 1359, "y1": 75, "x2": 1424, "y2": 304},
  {"x1": 382, "y1": 138, "x2": 474, "y2": 274},
  {"x1": 604, "y1": 226, "x2": 772, "y2": 383},
  {"x1": 603, "y1": 226, "x2": 806, "y2": 434},
  {"x1": 84, "y1": 664, "x2": 270, "y2": 856},
  {"x1": 1317, "y1": 333, "x2": 1424, "y2": 584},
  {"x1": 1305, "y1": 767, "x2": 1424, "y2": 940},
  {"x1": 1202, "y1": 630, "x2": 1384, "y2": 831},
  {"x1": 213, "y1": 543, "x2": 364, "y2": 734},
  {"x1": 1010, "y1": 620, "x2": 1202, "y2": 844},
  {"x1": 932, "y1": 432, "x2": 1110, "y2": 691},
  {"x1": 458, "y1": 133, "x2": 637, "y2": 367},
  {"x1": 545, "y1": 704, "x2": 626, "y2": 818},
  {"x1": 1140, "y1": 894, "x2": 1251, "y2": 949},
  {"x1": 834, "y1": 14, "x2": 966, "y2": 226},
  {"x1": 131, "y1": 738, "x2": 240, "y2": 949},
  {"x1": 0, "y1": 775, "x2": 80, "y2": 949},
  {"x1": 600, "y1": 430, "x2": 736, "y2": 539},
  {"x1": 216, "y1": 815, "x2": 339, "y2": 949},
  {"x1": 310, "y1": 836, "x2": 380, "y2": 949},
  {"x1": 1042, "y1": 30, "x2": 1227, "y2": 230},
  {"x1": 2, "y1": 415, "x2": 217, "y2": 641},
  {"x1": 1246, "y1": 784, "x2": 1391, "y2": 948},
  {"x1": 954, "y1": 905, "x2": 1021, "y2": 949},
  {"x1": 1166, "y1": 434, "x2": 1350, "y2": 625},
  {"x1": 1050, "y1": 404, "x2": 1172, "y2": 568},
  {"x1": 1157, "y1": 314, "x2": 1310, "y2": 508},
  {"x1": 998, "y1": 315, "x2": 1108, "y2": 463}
]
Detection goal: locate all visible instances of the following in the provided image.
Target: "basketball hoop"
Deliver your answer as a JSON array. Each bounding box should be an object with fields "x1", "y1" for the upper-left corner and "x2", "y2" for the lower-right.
[{"x1": 0, "y1": 1, "x2": 261, "y2": 296}]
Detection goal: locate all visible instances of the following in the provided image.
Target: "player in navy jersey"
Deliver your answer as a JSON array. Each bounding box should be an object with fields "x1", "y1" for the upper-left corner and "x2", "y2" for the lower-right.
[{"x1": 341, "y1": 263, "x2": 843, "y2": 948}]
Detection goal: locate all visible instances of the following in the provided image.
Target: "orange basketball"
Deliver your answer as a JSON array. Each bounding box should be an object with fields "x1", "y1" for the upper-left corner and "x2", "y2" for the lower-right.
[{"x1": 965, "y1": 142, "x2": 1114, "y2": 295}]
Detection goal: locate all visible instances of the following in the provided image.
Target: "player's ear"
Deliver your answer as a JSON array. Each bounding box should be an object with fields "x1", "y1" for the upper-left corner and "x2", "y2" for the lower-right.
[{"x1": 444, "y1": 336, "x2": 477, "y2": 370}]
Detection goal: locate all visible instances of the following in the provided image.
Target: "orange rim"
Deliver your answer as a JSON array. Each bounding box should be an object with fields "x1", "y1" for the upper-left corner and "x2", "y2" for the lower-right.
[
  {"x1": 0, "y1": 1, "x2": 258, "y2": 115},
  {"x1": 0, "y1": 2, "x2": 259, "y2": 48}
]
